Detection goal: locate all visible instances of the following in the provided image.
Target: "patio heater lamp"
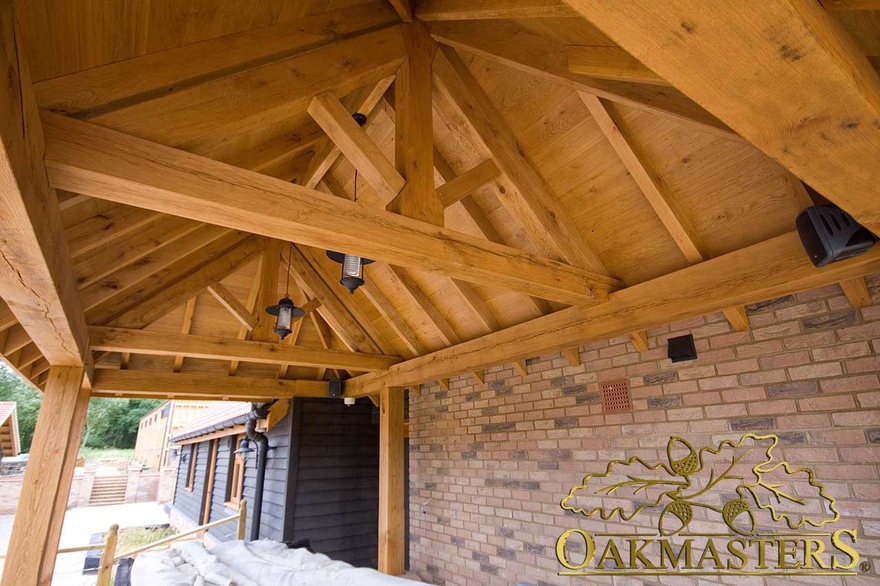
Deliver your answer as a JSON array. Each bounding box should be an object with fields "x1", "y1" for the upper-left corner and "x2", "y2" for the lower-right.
[
  {"x1": 327, "y1": 112, "x2": 374, "y2": 295},
  {"x1": 265, "y1": 243, "x2": 305, "y2": 340}
]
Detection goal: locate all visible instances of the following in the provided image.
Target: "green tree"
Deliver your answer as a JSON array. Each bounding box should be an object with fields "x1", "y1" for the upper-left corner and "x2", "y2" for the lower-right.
[
  {"x1": 0, "y1": 365, "x2": 162, "y2": 452},
  {"x1": 84, "y1": 398, "x2": 163, "y2": 449},
  {"x1": 0, "y1": 364, "x2": 42, "y2": 452}
]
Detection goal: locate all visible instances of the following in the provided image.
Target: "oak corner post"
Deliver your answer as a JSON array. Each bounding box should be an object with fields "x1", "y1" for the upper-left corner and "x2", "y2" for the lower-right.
[
  {"x1": 378, "y1": 386, "x2": 406, "y2": 575},
  {"x1": 2, "y1": 366, "x2": 89, "y2": 586}
]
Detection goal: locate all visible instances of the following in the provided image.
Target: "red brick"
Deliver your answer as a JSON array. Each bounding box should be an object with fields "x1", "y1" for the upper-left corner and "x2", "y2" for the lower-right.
[
  {"x1": 783, "y1": 330, "x2": 837, "y2": 349},
  {"x1": 677, "y1": 365, "x2": 716, "y2": 380},
  {"x1": 832, "y1": 410, "x2": 880, "y2": 427},
  {"x1": 716, "y1": 358, "x2": 759, "y2": 375},
  {"x1": 858, "y1": 391, "x2": 880, "y2": 409},
  {"x1": 798, "y1": 395, "x2": 856, "y2": 412},
  {"x1": 837, "y1": 321, "x2": 880, "y2": 342},
  {"x1": 811, "y1": 341, "x2": 871, "y2": 362},
  {"x1": 809, "y1": 429, "x2": 867, "y2": 445},
  {"x1": 739, "y1": 369, "x2": 787, "y2": 385},
  {"x1": 749, "y1": 399, "x2": 797, "y2": 415},
  {"x1": 758, "y1": 351, "x2": 810, "y2": 369},
  {"x1": 721, "y1": 387, "x2": 765, "y2": 402},
  {"x1": 704, "y1": 403, "x2": 747, "y2": 418},
  {"x1": 698, "y1": 375, "x2": 739, "y2": 390},
  {"x1": 845, "y1": 355, "x2": 880, "y2": 374},
  {"x1": 821, "y1": 374, "x2": 879, "y2": 394},
  {"x1": 777, "y1": 413, "x2": 831, "y2": 429},
  {"x1": 752, "y1": 322, "x2": 801, "y2": 340},
  {"x1": 709, "y1": 331, "x2": 752, "y2": 349},
  {"x1": 788, "y1": 362, "x2": 843, "y2": 380},
  {"x1": 736, "y1": 340, "x2": 785, "y2": 358}
]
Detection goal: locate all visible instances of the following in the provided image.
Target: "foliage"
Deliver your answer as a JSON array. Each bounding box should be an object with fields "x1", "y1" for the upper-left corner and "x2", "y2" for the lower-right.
[
  {"x1": 0, "y1": 364, "x2": 42, "y2": 452},
  {"x1": 115, "y1": 525, "x2": 177, "y2": 553},
  {"x1": 83, "y1": 398, "x2": 163, "y2": 449},
  {"x1": 0, "y1": 364, "x2": 162, "y2": 452},
  {"x1": 79, "y1": 447, "x2": 135, "y2": 463}
]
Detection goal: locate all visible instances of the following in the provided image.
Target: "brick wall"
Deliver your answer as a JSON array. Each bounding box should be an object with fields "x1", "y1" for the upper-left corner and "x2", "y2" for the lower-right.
[{"x1": 408, "y1": 278, "x2": 880, "y2": 586}]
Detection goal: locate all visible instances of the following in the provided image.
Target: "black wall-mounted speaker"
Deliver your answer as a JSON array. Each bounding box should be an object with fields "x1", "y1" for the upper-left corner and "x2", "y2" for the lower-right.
[
  {"x1": 796, "y1": 205, "x2": 876, "y2": 268},
  {"x1": 667, "y1": 334, "x2": 697, "y2": 363},
  {"x1": 328, "y1": 379, "x2": 342, "y2": 398}
]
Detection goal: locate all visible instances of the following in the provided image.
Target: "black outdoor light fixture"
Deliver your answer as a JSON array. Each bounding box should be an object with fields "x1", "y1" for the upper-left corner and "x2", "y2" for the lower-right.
[
  {"x1": 234, "y1": 438, "x2": 254, "y2": 461},
  {"x1": 264, "y1": 243, "x2": 304, "y2": 340},
  {"x1": 327, "y1": 112, "x2": 374, "y2": 295}
]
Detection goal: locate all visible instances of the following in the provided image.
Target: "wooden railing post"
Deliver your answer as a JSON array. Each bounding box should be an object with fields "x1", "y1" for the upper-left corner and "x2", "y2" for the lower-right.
[
  {"x1": 96, "y1": 524, "x2": 119, "y2": 586},
  {"x1": 237, "y1": 500, "x2": 248, "y2": 540}
]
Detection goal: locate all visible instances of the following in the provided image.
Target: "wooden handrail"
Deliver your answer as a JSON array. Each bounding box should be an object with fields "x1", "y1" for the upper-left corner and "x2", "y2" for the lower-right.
[
  {"x1": 114, "y1": 501, "x2": 246, "y2": 561},
  {"x1": 0, "y1": 500, "x2": 248, "y2": 586}
]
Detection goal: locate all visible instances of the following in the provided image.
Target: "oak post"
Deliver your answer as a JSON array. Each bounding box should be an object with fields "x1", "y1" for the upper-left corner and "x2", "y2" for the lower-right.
[
  {"x1": 378, "y1": 387, "x2": 405, "y2": 574},
  {"x1": 2, "y1": 366, "x2": 89, "y2": 586}
]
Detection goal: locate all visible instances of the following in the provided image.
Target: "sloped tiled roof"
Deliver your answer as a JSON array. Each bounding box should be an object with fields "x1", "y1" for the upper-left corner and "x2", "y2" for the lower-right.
[{"x1": 171, "y1": 401, "x2": 251, "y2": 443}]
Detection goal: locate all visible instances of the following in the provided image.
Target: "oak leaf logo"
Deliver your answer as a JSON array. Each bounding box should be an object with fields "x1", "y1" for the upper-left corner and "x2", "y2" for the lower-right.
[{"x1": 560, "y1": 434, "x2": 839, "y2": 535}]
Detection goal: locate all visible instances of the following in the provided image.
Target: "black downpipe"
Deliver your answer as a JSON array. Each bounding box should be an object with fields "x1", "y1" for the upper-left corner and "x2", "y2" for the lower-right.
[{"x1": 245, "y1": 402, "x2": 272, "y2": 541}]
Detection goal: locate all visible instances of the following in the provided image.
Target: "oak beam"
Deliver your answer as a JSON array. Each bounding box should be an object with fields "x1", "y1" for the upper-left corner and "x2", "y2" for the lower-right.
[
  {"x1": 44, "y1": 113, "x2": 618, "y2": 306},
  {"x1": 567, "y1": 46, "x2": 667, "y2": 86},
  {"x1": 34, "y1": 3, "x2": 399, "y2": 117},
  {"x1": 434, "y1": 46, "x2": 608, "y2": 273},
  {"x1": 345, "y1": 231, "x2": 880, "y2": 396},
  {"x1": 308, "y1": 92, "x2": 405, "y2": 201},
  {"x1": 417, "y1": 0, "x2": 578, "y2": 20},
  {"x1": 109, "y1": 236, "x2": 265, "y2": 329},
  {"x1": 89, "y1": 327, "x2": 401, "y2": 372},
  {"x1": 840, "y1": 277, "x2": 873, "y2": 308},
  {"x1": 426, "y1": 19, "x2": 734, "y2": 137},
  {"x1": 436, "y1": 159, "x2": 501, "y2": 208},
  {"x1": 302, "y1": 79, "x2": 395, "y2": 188},
  {"x1": 287, "y1": 246, "x2": 386, "y2": 355},
  {"x1": 207, "y1": 283, "x2": 258, "y2": 331},
  {"x1": 173, "y1": 297, "x2": 197, "y2": 373},
  {"x1": 630, "y1": 331, "x2": 649, "y2": 353},
  {"x1": 0, "y1": 6, "x2": 88, "y2": 366},
  {"x1": 2, "y1": 367, "x2": 88, "y2": 585},
  {"x1": 91, "y1": 370, "x2": 329, "y2": 401},
  {"x1": 562, "y1": 0, "x2": 880, "y2": 234},
  {"x1": 88, "y1": 26, "x2": 406, "y2": 150},
  {"x1": 378, "y1": 386, "x2": 405, "y2": 575},
  {"x1": 252, "y1": 241, "x2": 283, "y2": 342},
  {"x1": 388, "y1": 20, "x2": 444, "y2": 225}
]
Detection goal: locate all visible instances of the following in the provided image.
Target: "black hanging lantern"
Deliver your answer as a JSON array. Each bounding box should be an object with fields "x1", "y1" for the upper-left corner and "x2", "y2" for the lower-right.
[
  {"x1": 265, "y1": 296, "x2": 303, "y2": 340},
  {"x1": 265, "y1": 243, "x2": 304, "y2": 340},
  {"x1": 326, "y1": 121, "x2": 373, "y2": 295},
  {"x1": 326, "y1": 251, "x2": 374, "y2": 294},
  {"x1": 233, "y1": 438, "x2": 255, "y2": 462}
]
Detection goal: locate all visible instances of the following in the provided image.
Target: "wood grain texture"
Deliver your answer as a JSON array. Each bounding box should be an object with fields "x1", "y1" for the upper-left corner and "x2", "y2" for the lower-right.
[
  {"x1": 840, "y1": 276, "x2": 873, "y2": 308},
  {"x1": 436, "y1": 159, "x2": 500, "y2": 207},
  {"x1": 34, "y1": 3, "x2": 398, "y2": 117},
  {"x1": 89, "y1": 26, "x2": 406, "y2": 151},
  {"x1": 88, "y1": 326, "x2": 401, "y2": 372},
  {"x1": 309, "y1": 92, "x2": 405, "y2": 201},
  {"x1": 434, "y1": 46, "x2": 608, "y2": 273},
  {"x1": 378, "y1": 386, "x2": 405, "y2": 575},
  {"x1": 562, "y1": 0, "x2": 880, "y2": 234},
  {"x1": 2, "y1": 367, "x2": 88, "y2": 586},
  {"x1": 0, "y1": 5, "x2": 88, "y2": 366},
  {"x1": 427, "y1": 19, "x2": 734, "y2": 137},
  {"x1": 91, "y1": 370, "x2": 329, "y2": 401},
  {"x1": 43, "y1": 113, "x2": 619, "y2": 306},
  {"x1": 567, "y1": 46, "x2": 667, "y2": 85},
  {"x1": 346, "y1": 231, "x2": 880, "y2": 395},
  {"x1": 387, "y1": 20, "x2": 444, "y2": 225},
  {"x1": 417, "y1": 0, "x2": 578, "y2": 20},
  {"x1": 207, "y1": 283, "x2": 258, "y2": 331}
]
